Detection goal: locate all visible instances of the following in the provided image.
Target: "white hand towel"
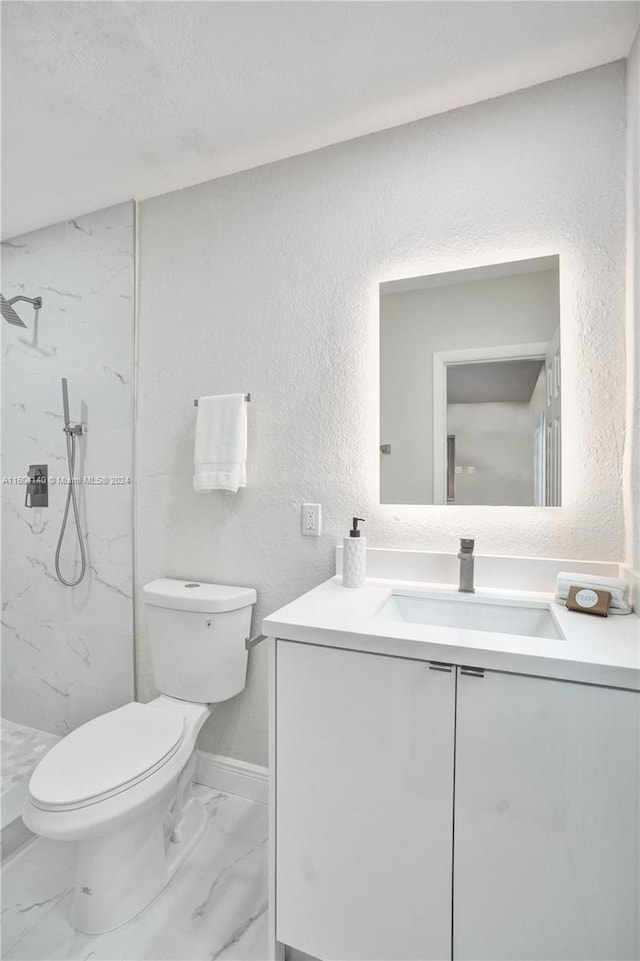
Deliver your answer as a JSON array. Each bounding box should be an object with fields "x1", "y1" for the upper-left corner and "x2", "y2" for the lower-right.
[
  {"x1": 555, "y1": 571, "x2": 631, "y2": 614},
  {"x1": 194, "y1": 394, "x2": 247, "y2": 493}
]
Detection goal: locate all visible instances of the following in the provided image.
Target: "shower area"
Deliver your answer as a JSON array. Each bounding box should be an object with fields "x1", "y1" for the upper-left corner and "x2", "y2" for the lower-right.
[{"x1": 1, "y1": 202, "x2": 135, "y2": 855}]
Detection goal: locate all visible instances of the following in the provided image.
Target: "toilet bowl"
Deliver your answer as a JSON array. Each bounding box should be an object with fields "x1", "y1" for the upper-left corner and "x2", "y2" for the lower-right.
[{"x1": 22, "y1": 579, "x2": 257, "y2": 934}]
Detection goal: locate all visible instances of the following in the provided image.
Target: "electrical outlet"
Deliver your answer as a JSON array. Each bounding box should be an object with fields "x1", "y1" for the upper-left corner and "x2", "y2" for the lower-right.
[{"x1": 302, "y1": 503, "x2": 322, "y2": 536}]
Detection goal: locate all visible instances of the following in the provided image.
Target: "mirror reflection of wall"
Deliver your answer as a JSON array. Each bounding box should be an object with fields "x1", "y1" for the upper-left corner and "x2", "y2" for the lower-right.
[{"x1": 380, "y1": 256, "x2": 561, "y2": 507}]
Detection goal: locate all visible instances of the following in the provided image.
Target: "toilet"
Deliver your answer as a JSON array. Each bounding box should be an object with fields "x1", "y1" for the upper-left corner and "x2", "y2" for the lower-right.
[{"x1": 22, "y1": 578, "x2": 257, "y2": 935}]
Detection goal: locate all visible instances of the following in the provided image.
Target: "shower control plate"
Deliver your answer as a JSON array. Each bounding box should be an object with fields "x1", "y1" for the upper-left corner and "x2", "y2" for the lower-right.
[{"x1": 25, "y1": 464, "x2": 48, "y2": 508}]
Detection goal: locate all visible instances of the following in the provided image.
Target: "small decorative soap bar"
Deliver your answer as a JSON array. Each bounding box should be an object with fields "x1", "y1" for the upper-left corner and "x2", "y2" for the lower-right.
[{"x1": 566, "y1": 586, "x2": 612, "y2": 617}]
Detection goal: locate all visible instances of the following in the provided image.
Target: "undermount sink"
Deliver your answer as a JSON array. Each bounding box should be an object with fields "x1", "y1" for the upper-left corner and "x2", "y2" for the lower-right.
[{"x1": 376, "y1": 591, "x2": 564, "y2": 641}]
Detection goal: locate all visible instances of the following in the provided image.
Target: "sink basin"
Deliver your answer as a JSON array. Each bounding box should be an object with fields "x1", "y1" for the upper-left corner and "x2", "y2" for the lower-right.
[{"x1": 376, "y1": 592, "x2": 564, "y2": 640}]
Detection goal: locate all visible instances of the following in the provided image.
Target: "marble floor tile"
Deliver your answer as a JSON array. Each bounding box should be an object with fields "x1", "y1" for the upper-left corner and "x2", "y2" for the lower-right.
[
  {"x1": 197, "y1": 787, "x2": 269, "y2": 849},
  {"x1": 1, "y1": 719, "x2": 60, "y2": 796},
  {"x1": 1, "y1": 719, "x2": 61, "y2": 861},
  {"x1": 1, "y1": 838, "x2": 77, "y2": 956},
  {"x1": 2, "y1": 786, "x2": 268, "y2": 961}
]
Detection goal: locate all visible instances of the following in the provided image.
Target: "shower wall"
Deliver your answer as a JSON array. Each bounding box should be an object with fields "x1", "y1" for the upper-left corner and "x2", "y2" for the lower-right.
[{"x1": 1, "y1": 202, "x2": 135, "y2": 736}]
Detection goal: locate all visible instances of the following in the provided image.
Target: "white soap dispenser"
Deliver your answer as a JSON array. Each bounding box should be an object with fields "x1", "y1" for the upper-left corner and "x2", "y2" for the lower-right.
[{"x1": 343, "y1": 517, "x2": 366, "y2": 589}]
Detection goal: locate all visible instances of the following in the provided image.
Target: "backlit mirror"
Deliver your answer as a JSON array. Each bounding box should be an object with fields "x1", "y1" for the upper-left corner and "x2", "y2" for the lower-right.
[{"x1": 380, "y1": 256, "x2": 561, "y2": 506}]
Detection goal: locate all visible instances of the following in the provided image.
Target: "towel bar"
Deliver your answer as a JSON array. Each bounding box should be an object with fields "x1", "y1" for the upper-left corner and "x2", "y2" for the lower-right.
[
  {"x1": 245, "y1": 634, "x2": 267, "y2": 651},
  {"x1": 194, "y1": 394, "x2": 250, "y2": 406}
]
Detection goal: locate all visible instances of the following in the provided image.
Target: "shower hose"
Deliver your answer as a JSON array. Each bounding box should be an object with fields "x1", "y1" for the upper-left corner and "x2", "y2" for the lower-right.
[{"x1": 54, "y1": 428, "x2": 87, "y2": 587}]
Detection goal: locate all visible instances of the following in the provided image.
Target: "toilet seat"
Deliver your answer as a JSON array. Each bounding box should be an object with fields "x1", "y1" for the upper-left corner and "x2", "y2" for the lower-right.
[{"x1": 29, "y1": 702, "x2": 185, "y2": 812}]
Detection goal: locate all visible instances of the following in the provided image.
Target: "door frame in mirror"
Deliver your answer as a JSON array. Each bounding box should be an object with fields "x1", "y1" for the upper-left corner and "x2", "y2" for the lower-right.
[{"x1": 432, "y1": 341, "x2": 550, "y2": 504}]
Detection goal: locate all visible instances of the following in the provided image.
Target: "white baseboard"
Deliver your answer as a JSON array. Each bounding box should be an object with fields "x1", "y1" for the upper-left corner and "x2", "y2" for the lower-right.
[{"x1": 195, "y1": 750, "x2": 268, "y2": 805}]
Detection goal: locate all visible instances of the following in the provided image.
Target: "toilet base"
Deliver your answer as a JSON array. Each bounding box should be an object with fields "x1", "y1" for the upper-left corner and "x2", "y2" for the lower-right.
[{"x1": 70, "y1": 796, "x2": 208, "y2": 934}]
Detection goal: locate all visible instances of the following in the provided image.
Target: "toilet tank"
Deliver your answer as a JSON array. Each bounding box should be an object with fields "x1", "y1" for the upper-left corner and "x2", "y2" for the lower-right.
[{"x1": 143, "y1": 579, "x2": 257, "y2": 703}]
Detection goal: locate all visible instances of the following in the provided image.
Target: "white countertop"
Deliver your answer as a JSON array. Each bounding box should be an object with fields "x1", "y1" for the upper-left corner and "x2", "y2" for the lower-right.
[{"x1": 263, "y1": 576, "x2": 640, "y2": 690}]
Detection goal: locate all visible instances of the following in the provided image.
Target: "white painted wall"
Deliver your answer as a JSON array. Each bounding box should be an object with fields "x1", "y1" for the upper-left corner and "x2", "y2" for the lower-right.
[
  {"x1": 137, "y1": 64, "x2": 627, "y2": 766},
  {"x1": 380, "y1": 269, "x2": 559, "y2": 503},
  {"x1": 1, "y1": 203, "x2": 135, "y2": 735},
  {"x1": 624, "y1": 29, "x2": 640, "y2": 598}
]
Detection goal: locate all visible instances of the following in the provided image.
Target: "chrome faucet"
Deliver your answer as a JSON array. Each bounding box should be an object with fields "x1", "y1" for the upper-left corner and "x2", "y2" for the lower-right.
[{"x1": 458, "y1": 538, "x2": 475, "y2": 593}]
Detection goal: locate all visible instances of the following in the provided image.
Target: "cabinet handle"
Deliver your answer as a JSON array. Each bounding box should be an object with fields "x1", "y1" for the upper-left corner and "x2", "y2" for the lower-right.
[
  {"x1": 460, "y1": 666, "x2": 485, "y2": 678},
  {"x1": 429, "y1": 662, "x2": 453, "y2": 672}
]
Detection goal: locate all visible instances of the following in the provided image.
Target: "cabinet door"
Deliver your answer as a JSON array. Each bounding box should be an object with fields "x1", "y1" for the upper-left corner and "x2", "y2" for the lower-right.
[
  {"x1": 276, "y1": 641, "x2": 455, "y2": 960},
  {"x1": 454, "y1": 670, "x2": 640, "y2": 960}
]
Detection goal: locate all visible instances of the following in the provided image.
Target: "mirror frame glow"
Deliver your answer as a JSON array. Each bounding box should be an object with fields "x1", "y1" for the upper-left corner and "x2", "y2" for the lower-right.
[{"x1": 379, "y1": 255, "x2": 561, "y2": 508}]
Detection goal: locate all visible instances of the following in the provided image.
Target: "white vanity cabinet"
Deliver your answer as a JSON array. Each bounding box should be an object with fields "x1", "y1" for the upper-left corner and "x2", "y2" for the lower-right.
[
  {"x1": 275, "y1": 640, "x2": 456, "y2": 961},
  {"x1": 273, "y1": 640, "x2": 640, "y2": 961},
  {"x1": 454, "y1": 668, "x2": 639, "y2": 960}
]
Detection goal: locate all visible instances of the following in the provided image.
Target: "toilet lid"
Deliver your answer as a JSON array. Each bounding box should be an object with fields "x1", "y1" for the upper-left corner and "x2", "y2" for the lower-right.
[{"x1": 29, "y1": 702, "x2": 185, "y2": 810}]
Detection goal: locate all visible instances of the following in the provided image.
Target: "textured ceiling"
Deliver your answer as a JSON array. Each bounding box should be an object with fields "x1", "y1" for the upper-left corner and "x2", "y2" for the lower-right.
[{"x1": 2, "y1": 0, "x2": 639, "y2": 238}]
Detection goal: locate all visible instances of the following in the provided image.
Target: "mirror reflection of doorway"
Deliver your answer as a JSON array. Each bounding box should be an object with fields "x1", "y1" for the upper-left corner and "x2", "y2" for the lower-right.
[
  {"x1": 445, "y1": 356, "x2": 546, "y2": 506},
  {"x1": 436, "y1": 335, "x2": 560, "y2": 507}
]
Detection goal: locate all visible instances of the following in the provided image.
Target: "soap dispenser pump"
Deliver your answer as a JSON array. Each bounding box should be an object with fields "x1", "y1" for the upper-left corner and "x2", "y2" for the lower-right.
[{"x1": 343, "y1": 517, "x2": 366, "y2": 589}]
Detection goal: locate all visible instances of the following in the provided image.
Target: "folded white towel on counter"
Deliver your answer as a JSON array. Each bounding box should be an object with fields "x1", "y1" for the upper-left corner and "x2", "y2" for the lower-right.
[
  {"x1": 555, "y1": 571, "x2": 632, "y2": 614},
  {"x1": 193, "y1": 394, "x2": 247, "y2": 493}
]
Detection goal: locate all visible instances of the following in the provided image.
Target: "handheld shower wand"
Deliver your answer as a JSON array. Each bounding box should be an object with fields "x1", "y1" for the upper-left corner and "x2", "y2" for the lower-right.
[
  {"x1": 62, "y1": 376, "x2": 71, "y2": 427},
  {"x1": 55, "y1": 378, "x2": 87, "y2": 587}
]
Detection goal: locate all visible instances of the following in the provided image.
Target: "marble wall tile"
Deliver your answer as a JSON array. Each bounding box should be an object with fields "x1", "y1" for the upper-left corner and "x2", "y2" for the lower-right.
[
  {"x1": 1, "y1": 605, "x2": 134, "y2": 738},
  {"x1": 65, "y1": 304, "x2": 133, "y2": 369},
  {"x1": 72, "y1": 498, "x2": 133, "y2": 568},
  {"x1": 81, "y1": 428, "x2": 133, "y2": 487},
  {"x1": 44, "y1": 622, "x2": 133, "y2": 698},
  {"x1": 1, "y1": 319, "x2": 66, "y2": 377},
  {"x1": 11, "y1": 553, "x2": 71, "y2": 625},
  {"x1": 66, "y1": 678, "x2": 133, "y2": 730},
  {"x1": 2, "y1": 366, "x2": 132, "y2": 439},
  {"x1": 1, "y1": 637, "x2": 71, "y2": 736},
  {"x1": 1, "y1": 372, "x2": 60, "y2": 429},
  {"x1": 68, "y1": 562, "x2": 133, "y2": 635},
  {"x1": 2, "y1": 219, "x2": 69, "y2": 255},
  {"x1": 1, "y1": 429, "x2": 65, "y2": 482},
  {"x1": 69, "y1": 201, "x2": 134, "y2": 239},
  {"x1": 73, "y1": 364, "x2": 133, "y2": 432},
  {"x1": 2, "y1": 498, "x2": 63, "y2": 567},
  {"x1": 1, "y1": 202, "x2": 135, "y2": 735}
]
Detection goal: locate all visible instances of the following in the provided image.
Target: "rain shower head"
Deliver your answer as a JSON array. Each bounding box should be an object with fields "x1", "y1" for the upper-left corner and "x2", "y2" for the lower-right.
[
  {"x1": 0, "y1": 294, "x2": 27, "y2": 327},
  {"x1": 1, "y1": 293, "x2": 42, "y2": 327}
]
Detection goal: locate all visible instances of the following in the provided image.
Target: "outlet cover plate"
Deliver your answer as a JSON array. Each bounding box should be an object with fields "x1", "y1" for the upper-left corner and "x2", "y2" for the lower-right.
[{"x1": 302, "y1": 503, "x2": 321, "y2": 536}]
